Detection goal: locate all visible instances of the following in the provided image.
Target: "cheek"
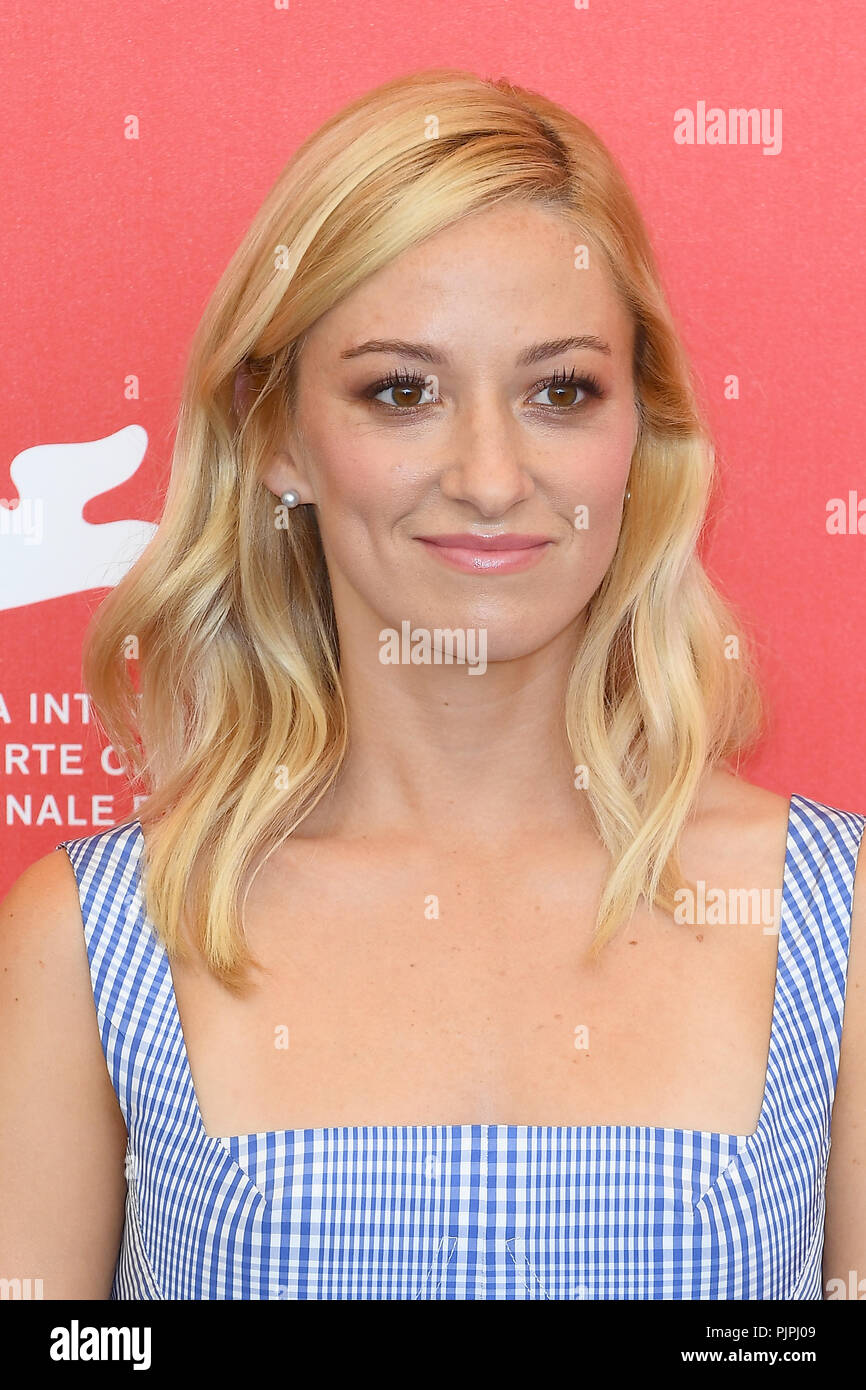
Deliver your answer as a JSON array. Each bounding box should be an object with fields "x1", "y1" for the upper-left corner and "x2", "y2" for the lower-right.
[
  {"x1": 558, "y1": 422, "x2": 634, "y2": 575},
  {"x1": 304, "y1": 435, "x2": 412, "y2": 579},
  {"x1": 583, "y1": 408, "x2": 635, "y2": 482},
  {"x1": 303, "y1": 410, "x2": 413, "y2": 510},
  {"x1": 554, "y1": 418, "x2": 634, "y2": 518}
]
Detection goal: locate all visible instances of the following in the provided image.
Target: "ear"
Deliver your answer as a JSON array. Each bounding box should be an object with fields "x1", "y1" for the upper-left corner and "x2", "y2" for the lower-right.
[
  {"x1": 233, "y1": 362, "x2": 314, "y2": 505},
  {"x1": 260, "y1": 447, "x2": 313, "y2": 504}
]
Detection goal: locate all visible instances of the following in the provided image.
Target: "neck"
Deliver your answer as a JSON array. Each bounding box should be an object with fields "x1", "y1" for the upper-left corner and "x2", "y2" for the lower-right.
[{"x1": 303, "y1": 607, "x2": 592, "y2": 847}]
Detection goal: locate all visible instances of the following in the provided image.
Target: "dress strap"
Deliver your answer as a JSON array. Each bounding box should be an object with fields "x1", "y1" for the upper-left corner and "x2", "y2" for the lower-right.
[
  {"x1": 753, "y1": 792, "x2": 866, "y2": 1149},
  {"x1": 56, "y1": 820, "x2": 189, "y2": 1138}
]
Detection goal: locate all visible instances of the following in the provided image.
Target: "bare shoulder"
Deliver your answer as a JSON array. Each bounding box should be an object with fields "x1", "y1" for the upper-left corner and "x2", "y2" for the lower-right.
[
  {"x1": 2, "y1": 845, "x2": 92, "y2": 964},
  {"x1": 685, "y1": 765, "x2": 792, "y2": 880},
  {"x1": 0, "y1": 847, "x2": 117, "y2": 1031},
  {"x1": 0, "y1": 845, "x2": 126, "y2": 1093},
  {"x1": 694, "y1": 765, "x2": 791, "y2": 825},
  {"x1": 0, "y1": 849, "x2": 128, "y2": 1298}
]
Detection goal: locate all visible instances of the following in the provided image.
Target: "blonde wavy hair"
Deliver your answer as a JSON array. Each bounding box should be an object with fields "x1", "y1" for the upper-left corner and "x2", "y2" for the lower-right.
[{"x1": 83, "y1": 67, "x2": 764, "y2": 991}]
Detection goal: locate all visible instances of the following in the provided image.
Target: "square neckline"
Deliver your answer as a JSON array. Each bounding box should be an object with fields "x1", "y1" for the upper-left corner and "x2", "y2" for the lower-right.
[{"x1": 159, "y1": 794, "x2": 797, "y2": 1148}]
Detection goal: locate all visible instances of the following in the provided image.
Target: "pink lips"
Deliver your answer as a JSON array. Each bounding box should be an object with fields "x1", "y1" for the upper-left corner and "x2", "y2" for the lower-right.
[{"x1": 415, "y1": 533, "x2": 553, "y2": 573}]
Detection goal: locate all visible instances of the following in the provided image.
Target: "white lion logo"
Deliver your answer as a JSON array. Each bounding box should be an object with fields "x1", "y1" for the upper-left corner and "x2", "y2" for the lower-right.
[{"x1": 0, "y1": 425, "x2": 156, "y2": 610}]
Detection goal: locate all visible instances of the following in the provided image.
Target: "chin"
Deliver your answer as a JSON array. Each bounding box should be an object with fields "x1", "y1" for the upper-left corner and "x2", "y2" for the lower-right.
[{"x1": 375, "y1": 608, "x2": 578, "y2": 672}]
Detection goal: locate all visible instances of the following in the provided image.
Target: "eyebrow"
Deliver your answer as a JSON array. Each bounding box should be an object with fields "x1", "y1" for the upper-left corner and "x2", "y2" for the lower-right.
[{"x1": 338, "y1": 335, "x2": 613, "y2": 366}]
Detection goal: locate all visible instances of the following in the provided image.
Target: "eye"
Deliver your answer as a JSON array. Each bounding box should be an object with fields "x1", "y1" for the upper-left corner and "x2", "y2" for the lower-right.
[
  {"x1": 363, "y1": 365, "x2": 605, "y2": 413},
  {"x1": 370, "y1": 369, "x2": 439, "y2": 409},
  {"x1": 528, "y1": 367, "x2": 604, "y2": 409}
]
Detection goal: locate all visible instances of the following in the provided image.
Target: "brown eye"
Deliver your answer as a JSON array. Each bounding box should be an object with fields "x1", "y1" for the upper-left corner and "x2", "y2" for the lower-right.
[
  {"x1": 371, "y1": 373, "x2": 438, "y2": 409},
  {"x1": 539, "y1": 383, "x2": 582, "y2": 407},
  {"x1": 388, "y1": 384, "x2": 425, "y2": 407},
  {"x1": 530, "y1": 381, "x2": 585, "y2": 408},
  {"x1": 528, "y1": 370, "x2": 603, "y2": 409}
]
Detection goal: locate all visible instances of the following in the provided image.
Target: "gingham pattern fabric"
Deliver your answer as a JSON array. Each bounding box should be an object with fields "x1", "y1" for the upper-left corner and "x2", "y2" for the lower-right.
[{"x1": 57, "y1": 791, "x2": 865, "y2": 1300}]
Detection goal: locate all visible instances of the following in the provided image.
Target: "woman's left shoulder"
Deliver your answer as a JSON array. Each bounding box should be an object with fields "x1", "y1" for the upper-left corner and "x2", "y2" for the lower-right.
[
  {"x1": 690, "y1": 767, "x2": 792, "y2": 876},
  {"x1": 699, "y1": 766, "x2": 865, "y2": 855}
]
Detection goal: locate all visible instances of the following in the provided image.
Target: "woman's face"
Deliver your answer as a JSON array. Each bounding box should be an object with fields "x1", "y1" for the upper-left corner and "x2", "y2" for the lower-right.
[{"x1": 265, "y1": 200, "x2": 639, "y2": 663}]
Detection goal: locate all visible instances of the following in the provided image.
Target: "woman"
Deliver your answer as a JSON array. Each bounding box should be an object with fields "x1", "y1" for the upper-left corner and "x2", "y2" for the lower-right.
[{"x1": 1, "y1": 68, "x2": 863, "y2": 1301}]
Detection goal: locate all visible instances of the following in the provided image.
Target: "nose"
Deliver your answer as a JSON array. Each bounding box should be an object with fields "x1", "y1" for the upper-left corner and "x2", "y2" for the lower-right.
[{"x1": 437, "y1": 390, "x2": 536, "y2": 516}]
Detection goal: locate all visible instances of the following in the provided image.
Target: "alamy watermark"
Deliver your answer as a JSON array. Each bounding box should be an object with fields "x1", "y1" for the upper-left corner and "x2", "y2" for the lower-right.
[
  {"x1": 379, "y1": 621, "x2": 487, "y2": 674},
  {"x1": 674, "y1": 103, "x2": 782, "y2": 156},
  {"x1": 674, "y1": 882, "x2": 783, "y2": 932},
  {"x1": 49, "y1": 1320, "x2": 151, "y2": 1370},
  {"x1": 0, "y1": 1276, "x2": 43, "y2": 1299},
  {"x1": 0, "y1": 497, "x2": 44, "y2": 544}
]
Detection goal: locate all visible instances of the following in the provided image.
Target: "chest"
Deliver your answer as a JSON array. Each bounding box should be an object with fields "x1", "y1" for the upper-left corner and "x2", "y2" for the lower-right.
[{"x1": 169, "y1": 843, "x2": 781, "y2": 1139}]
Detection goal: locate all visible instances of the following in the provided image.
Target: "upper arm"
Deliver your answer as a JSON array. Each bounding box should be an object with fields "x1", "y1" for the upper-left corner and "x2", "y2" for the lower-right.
[
  {"x1": 823, "y1": 830, "x2": 866, "y2": 1299},
  {"x1": 0, "y1": 848, "x2": 128, "y2": 1299}
]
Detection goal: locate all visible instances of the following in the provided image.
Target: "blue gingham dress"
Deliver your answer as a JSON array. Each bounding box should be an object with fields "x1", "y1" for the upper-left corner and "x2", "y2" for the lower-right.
[{"x1": 57, "y1": 791, "x2": 864, "y2": 1300}]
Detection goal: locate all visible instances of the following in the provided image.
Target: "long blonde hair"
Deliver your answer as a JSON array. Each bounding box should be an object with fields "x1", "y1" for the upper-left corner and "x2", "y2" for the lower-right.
[{"x1": 83, "y1": 68, "x2": 764, "y2": 990}]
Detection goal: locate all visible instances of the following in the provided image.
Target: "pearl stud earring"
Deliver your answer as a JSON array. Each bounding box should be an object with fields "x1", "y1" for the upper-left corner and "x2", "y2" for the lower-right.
[{"x1": 280, "y1": 489, "x2": 301, "y2": 509}]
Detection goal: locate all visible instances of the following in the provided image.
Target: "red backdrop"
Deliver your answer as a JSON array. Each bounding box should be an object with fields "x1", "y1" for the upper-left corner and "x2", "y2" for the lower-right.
[{"x1": 2, "y1": 0, "x2": 864, "y2": 894}]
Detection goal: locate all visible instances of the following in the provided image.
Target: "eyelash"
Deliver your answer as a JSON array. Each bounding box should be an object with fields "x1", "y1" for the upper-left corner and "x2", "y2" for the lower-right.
[{"x1": 365, "y1": 365, "x2": 605, "y2": 413}]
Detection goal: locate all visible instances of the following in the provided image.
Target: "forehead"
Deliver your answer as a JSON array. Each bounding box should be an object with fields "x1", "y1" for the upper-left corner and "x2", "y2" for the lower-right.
[{"x1": 302, "y1": 201, "x2": 635, "y2": 364}]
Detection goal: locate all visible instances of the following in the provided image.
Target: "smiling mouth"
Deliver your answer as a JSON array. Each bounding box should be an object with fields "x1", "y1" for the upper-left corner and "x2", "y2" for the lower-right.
[{"x1": 414, "y1": 533, "x2": 553, "y2": 573}]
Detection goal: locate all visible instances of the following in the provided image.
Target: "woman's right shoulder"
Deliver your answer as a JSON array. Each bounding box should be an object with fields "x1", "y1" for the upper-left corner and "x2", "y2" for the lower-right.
[
  {"x1": 1, "y1": 823, "x2": 158, "y2": 1057},
  {"x1": 1, "y1": 846, "x2": 84, "y2": 936},
  {"x1": 0, "y1": 818, "x2": 146, "y2": 996},
  {"x1": 0, "y1": 847, "x2": 92, "y2": 1017},
  {"x1": 0, "y1": 848, "x2": 129, "y2": 1298}
]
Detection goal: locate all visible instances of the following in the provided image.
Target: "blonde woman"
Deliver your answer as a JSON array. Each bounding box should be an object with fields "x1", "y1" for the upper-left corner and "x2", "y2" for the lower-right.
[{"x1": 2, "y1": 69, "x2": 863, "y2": 1302}]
